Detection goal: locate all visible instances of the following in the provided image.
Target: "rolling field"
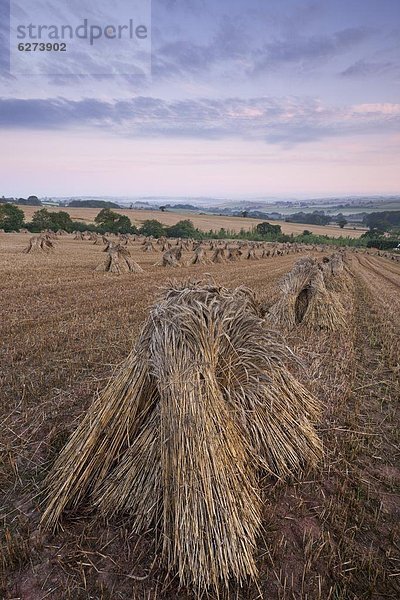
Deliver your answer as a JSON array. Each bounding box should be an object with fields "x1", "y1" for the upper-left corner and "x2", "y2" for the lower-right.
[
  {"x1": 1, "y1": 233, "x2": 399, "y2": 599},
  {"x1": 20, "y1": 205, "x2": 368, "y2": 238}
]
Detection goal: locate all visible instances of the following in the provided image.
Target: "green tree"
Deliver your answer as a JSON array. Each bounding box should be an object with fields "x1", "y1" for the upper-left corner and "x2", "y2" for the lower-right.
[
  {"x1": 364, "y1": 211, "x2": 400, "y2": 232},
  {"x1": 139, "y1": 219, "x2": 166, "y2": 238},
  {"x1": 31, "y1": 208, "x2": 54, "y2": 230},
  {"x1": 0, "y1": 204, "x2": 25, "y2": 231},
  {"x1": 69, "y1": 200, "x2": 120, "y2": 208},
  {"x1": 338, "y1": 217, "x2": 348, "y2": 229},
  {"x1": 94, "y1": 208, "x2": 134, "y2": 233},
  {"x1": 114, "y1": 215, "x2": 133, "y2": 234},
  {"x1": 287, "y1": 211, "x2": 331, "y2": 226},
  {"x1": 30, "y1": 208, "x2": 74, "y2": 232},
  {"x1": 15, "y1": 195, "x2": 41, "y2": 206},
  {"x1": 94, "y1": 208, "x2": 118, "y2": 226},
  {"x1": 27, "y1": 195, "x2": 41, "y2": 205},
  {"x1": 51, "y1": 211, "x2": 73, "y2": 231},
  {"x1": 255, "y1": 221, "x2": 282, "y2": 237},
  {"x1": 366, "y1": 237, "x2": 400, "y2": 250},
  {"x1": 166, "y1": 219, "x2": 200, "y2": 239}
]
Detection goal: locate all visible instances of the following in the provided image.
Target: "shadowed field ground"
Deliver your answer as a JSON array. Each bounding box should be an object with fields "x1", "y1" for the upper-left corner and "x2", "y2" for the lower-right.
[{"x1": 1, "y1": 233, "x2": 398, "y2": 599}]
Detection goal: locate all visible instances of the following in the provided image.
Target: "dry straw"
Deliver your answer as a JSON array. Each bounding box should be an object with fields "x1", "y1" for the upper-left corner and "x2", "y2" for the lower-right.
[
  {"x1": 320, "y1": 253, "x2": 348, "y2": 292},
  {"x1": 156, "y1": 247, "x2": 183, "y2": 267},
  {"x1": 189, "y1": 246, "x2": 210, "y2": 265},
  {"x1": 23, "y1": 235, "x2": 55, "y2": 254},
  {"x1": 142, "y1": 241, "x2": 158, "y2": 253},
  {"x1": 268, "y1": 256, "x2": 346, "y2": 331},
  {"x1": 92, "y1": 234, "x2": 103, "y2": 245},
  {"x1": 103, "y1": 240, "x2": 114, "y2": 252},
  {"x1": 211, "y1": 247, "x2": 226, "y2": 263},
  {"x1": 96, "y1": 244, "x2": 143, "y2": 274},
  {"x1": 227, "y1": 247, "x2": 242, "y2": 261},
  {"x1": 320, "y1": 252, "x2": 345, "y2": 277},
  {"x1": 246, "y1": 247, "x2": 259, "y2": 260},
  {"x1": 42, "y1": 281, "x2": 322, "y2": 593}
]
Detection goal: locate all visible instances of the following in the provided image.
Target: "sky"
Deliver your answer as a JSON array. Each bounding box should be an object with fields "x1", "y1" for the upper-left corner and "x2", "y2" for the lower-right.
[{"x1": 0, "y1": 0, "x2": 399, "y2": 199}]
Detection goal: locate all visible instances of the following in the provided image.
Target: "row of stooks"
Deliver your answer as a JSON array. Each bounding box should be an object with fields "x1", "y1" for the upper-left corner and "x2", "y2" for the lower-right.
[
  {"x1": 23, "y1": 231, "x2": 399, "y2": 270},
  {"x1": 20, "y1": 229, "x2": 400, "y2": 263},
  {"x1": 97, "y1": 240, "x2": 311, "y2": 273},
  {"x1": 41, "y1": 254, "x2": 347, "y2": 596}
]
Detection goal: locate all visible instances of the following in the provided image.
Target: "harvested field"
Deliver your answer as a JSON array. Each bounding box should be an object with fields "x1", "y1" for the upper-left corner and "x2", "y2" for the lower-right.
[
  {"x1": 20, "y1": 205, "x2": 368, "y2": 238},
  {"x1": 1, "y1": 233, "x2": 399, "y2": 599}
]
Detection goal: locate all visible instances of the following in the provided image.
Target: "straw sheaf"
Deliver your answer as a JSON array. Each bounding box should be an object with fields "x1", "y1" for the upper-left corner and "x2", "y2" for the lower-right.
[
  {"x1": 321, "y1": 253, "x2": 348, "y2": 293},
  {"x1": 23, "y1": 235, "x2": 55, "y2": 254},
  {"x1": 42, "y1": 281, "x2": 322, "y2": 593},
  {"x1": 268, "y1": 256, "x2": 346, "y2": 331},
  {"x1": 302, "y1": 269, "x2": 347, "y2": 330},
  {"x1": 96, "y1": 245, "x2": 143, "y2": 274},
  {"x1": 189, "y1": 247, "x2": 211, "y2": 265}
]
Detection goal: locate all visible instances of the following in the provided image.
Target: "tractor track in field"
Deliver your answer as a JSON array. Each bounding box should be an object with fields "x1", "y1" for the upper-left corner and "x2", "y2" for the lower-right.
[
  {"x1": 366, "y1": 251, "x2": 400, "y2": 268},
  {"x1": 369, "y1": 256, "x2": 400, "y2": 277},
  {"x1": 364, "y1": 254, "x2": 400, "y2": 279},
  {"x1": 354, "y1": 254, "x2": 400, "y2": 292}
]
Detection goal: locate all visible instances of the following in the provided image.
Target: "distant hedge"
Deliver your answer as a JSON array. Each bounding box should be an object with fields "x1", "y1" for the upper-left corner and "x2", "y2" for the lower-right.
[
  {"x1": 366, "y1": 238, "x2": 400, "y2": 250},
  {"x1": 68, "y1": 200, "x2": 121, "y2": 209}
]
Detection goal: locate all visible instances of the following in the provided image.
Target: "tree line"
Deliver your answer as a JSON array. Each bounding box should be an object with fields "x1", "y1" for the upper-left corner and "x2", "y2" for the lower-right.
[{"x1": 1, "y1": 204, "x2": 399, "y2": 249}]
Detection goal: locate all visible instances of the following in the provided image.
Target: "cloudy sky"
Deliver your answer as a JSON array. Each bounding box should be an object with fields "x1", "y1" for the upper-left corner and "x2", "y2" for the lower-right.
[{"x1": 1, "y1": 0, "x2": 399, "y2": 198}]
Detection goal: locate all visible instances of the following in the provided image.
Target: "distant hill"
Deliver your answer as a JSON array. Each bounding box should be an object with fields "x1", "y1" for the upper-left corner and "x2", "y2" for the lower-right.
[
  {"x1": 68, "y1": 200, "x2": 121, "y2": 209},
  {"x1": 162, "y1": 204, "x2": 200, "y2": 211},
  {"x1": 0, "y1": 195, "x2": 42, "y2": 206},
  {"x1": 19, "y1": 196, "x2": 42, "y2": 206}
]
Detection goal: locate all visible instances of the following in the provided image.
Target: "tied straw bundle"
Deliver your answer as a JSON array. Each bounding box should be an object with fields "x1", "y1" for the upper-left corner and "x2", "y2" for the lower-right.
[
  {"x1": 42, "y1": 281, "x2": 322, "y2": 593},
  {"x1": 268, "y1": 256, "x2": 346, "y2": 331}
]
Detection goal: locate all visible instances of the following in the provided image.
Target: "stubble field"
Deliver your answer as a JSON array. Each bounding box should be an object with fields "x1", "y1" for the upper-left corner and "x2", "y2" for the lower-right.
[{"x1": 1, "y1": 232, "x2": 399, "y2": 599}]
